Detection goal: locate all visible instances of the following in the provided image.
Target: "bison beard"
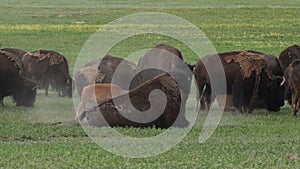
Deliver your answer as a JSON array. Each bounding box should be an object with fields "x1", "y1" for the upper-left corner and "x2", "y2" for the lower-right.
[{"x1": 78, "y1": 74, "x2": 188, "y2": 128}]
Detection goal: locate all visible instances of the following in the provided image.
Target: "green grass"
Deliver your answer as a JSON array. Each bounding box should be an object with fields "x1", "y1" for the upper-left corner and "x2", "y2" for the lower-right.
[{"x1": 1, "y1": 0, "x2": 300, "y2": 168}]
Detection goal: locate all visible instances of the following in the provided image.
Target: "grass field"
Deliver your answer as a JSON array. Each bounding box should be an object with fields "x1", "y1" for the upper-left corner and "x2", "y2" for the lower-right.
[{"x1": 1, "y1": 0, "x2": 300, "y2": 168}]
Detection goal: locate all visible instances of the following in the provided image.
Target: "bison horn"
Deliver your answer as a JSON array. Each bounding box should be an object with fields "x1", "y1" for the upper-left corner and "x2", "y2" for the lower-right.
[
  {"x1": 32, "y1": 85, "x2": 39, "y2": 91},
  {"x1": 280, "y1": 76, "x2": 286, "y2": 86}
]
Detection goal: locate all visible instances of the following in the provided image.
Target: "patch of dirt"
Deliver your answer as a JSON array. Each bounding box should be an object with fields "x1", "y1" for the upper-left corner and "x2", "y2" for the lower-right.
[
  {"x1": 0, "y1": 135, "x2": 35, "y2": 142},
  {"x1": 58, "y1": 13, "x2": 86, "y2": 17},
  {"x1": 48, "y1": 121, "x2": 80, "y2": 126},
  {"x1": 286, "y1": 154, "x2": 299, "y2": 160}
]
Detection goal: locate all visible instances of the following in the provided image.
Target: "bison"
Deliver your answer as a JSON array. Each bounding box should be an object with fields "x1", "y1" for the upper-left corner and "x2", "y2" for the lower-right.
[
  {"x1": 76, "y1": 73, "x2": 186, "y2": 128},
  {"x1": 278, "y1": 45, "x2": 300, "y2": 104},
  {"x1": 22, "y1": 50, "x2": 73, "y2": 97},
  {"x1": 195, "y1": 50, "x2": 285, "y2": 114},
  {"x1": 138, "y1": 44, "x2": 193, "y2": 127},
  {"x1": 0, "y1": 48, "x2": 26, "y2": 58},
  {"x1": 1, "y1": 48, "x2": 26, "y2": 58},
  {"x1": 76, "y1": 83, "x2": 128, "y2": 123},
  {"x1": 138, "y1": 44, "x2": 191, "y2": 82},
  {"x1": 284, "y1": 59, "x2": 300, "y2": 116},
  {"x1": 279, "y1": 44, "x2": 300, "y2": 71},
  {"x1": 0, "y1": 51, "x2": 38, "y2": 107},
  {"x1": 74, "y1": 55, "x2": 143, "y2": 97}
]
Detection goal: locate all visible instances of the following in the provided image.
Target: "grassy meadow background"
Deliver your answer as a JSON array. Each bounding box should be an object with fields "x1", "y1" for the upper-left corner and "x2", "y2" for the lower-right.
[{"x1": 1, "y1": 0, "x2": 300, "y2": 168}]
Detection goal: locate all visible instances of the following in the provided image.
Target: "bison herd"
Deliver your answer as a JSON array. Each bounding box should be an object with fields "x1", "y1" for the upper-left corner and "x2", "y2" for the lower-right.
[{"x1": 1, "y1": 44, "x2": 300, "y2": 128}]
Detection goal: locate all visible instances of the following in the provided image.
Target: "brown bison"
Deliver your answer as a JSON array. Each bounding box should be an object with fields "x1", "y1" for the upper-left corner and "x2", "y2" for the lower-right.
[
  {"x1": 0, "y1": 48, "x2": 26, "y2": 58},
  {"x1": 74, "y1": 63, "x2": 101, "y2": 97},
  {"x1": 212, "y1": 49, "x2": 283, "y2": 112},
  {"x1": 0, "y1": 51, "x2": 38, "y2": 107},
  {"x1": 195, "y1": 50, "x2": 285, "y2": 114},
  {"x1": 278, "y1": 45, "x2": 300, "y2": 103},
  {"x1": 77, "y1": 73, "x2": 186, "y2": 128},
  {"x1": 22, "y1": 50, "x2": 73, "y2": 97},
  {"x1": 284, "y1": 59, "x2": 300, "y2": 116},
  {"x1": 74, "y1": 55, "x2": 143, "y2": 97},
  {"x1": 279, "y1": 44, "x2": 300, "y2": 71},
  {"x1": 76, "y1": 83, "x2": 128, "y2": 122}
]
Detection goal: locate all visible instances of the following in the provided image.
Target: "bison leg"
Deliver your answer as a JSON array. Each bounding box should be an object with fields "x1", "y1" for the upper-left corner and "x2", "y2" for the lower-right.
[
  {"x1": 201, "y1": 86, "x2": 212, "y2": 111},
  {"x1": 196, "y1": 84, "x2": 207, "y2": 111},
  {"x1": 44, "y1": 83, "x2": 49, "y2": 96},
  {"x1": 232, "y1": 84, "x2": 244, "y2": 114},
  {"x1": 195, "y1": 76, "x2": 209, "y2": 111},
  {"x1": 291, "y1": 94, "x2": 298, "y2": 116},
  {"x1": 199, "y1": 97, "x2": 205, "y2": 110},
  {"x1": 0, "y1": 97, "x2": 4, "y2": 107},
  {"x1": 173, "y1": 92, "x2": 189, "y2": 127},
  {"x1": 246, "y1": 107, "x2": 254, "y2": 114},
  {"x1": 58, "y1": 89, "x2": 65, "y2": 97},
  {"x1": 234, "y1": 107, "x2": 243, "y2": 114}
]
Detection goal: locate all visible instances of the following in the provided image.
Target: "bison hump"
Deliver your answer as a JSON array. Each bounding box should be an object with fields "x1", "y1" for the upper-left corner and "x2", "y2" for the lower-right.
[
  {"x1": 0, "y1": 50, "x2": 25, "y2": 75},
  {"x1": 26, "y1": 50, "x2": 65, "y2": 65},
  {"x1": 224, "y1": 51, "x2": 266, "y2": 79}
]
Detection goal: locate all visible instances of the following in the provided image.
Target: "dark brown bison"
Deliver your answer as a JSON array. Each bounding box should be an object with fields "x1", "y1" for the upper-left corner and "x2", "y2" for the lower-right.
[
  {"x1": 0, "y1": 48, "x2": 26, "y2": 58},
  {"x1": 137, "y1": 44, "x2": 193, "y2": 127},
  {"x1": 0, "y1": 51, "x2": 38, "y2": 107},
  {"x1": 22, "y1": 50, "x2": 73, "y2": 97},
  {"x1": 138, "y1": 44, "x2": 187, "y2": 82},
  {"x1": 278, "y1": 45, "x2": 300, "y2": 103},
  {"x1": 77, "y1": 73, "x2": 184, "y2": 128},
  {"x1": 279, "y1": 44, "x2": 300, "y2": 71},
  {"x1": 74, "y1": 55, "x2": 143, "y2": 97},
  {"x1": 195, "y1": 50, "x2": 285, "y2": 114},
  {"x1": 284, "y1": 59, "x2": 300, "y2": 116},
  {"x1": 74, "y1": 63, "x2": 101, "y2": 97}
]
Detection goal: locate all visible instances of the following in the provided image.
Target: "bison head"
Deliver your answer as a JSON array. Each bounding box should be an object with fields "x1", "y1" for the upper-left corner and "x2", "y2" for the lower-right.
[
  {"x1": 259, "y1": 71, "x2": 285, "y2": 112},
  {"x1": 279, "y1": 44, "x2": 300, "y2": 71},
  {"x1": 61, "y1": 76, "x2": 73, "y2": 97},
  {"x1": 14, "y1": 78, "x2": 38, "y2": 107}
]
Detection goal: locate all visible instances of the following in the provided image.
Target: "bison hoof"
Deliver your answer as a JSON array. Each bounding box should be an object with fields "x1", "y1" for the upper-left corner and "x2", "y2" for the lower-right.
[
  {"x1": 173, "y1": 118, "x2": 190, "y2": 128},
  {"x1": 292, "y1": 110, "x2": 298, "y2": 117}
]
